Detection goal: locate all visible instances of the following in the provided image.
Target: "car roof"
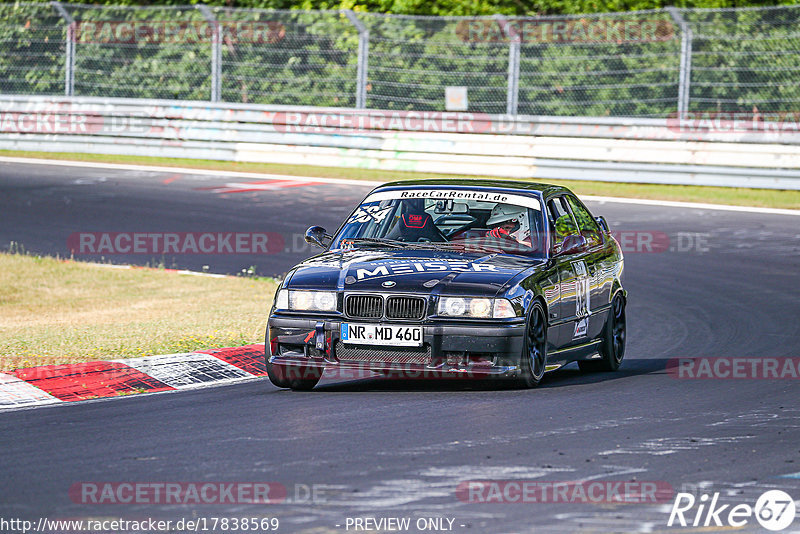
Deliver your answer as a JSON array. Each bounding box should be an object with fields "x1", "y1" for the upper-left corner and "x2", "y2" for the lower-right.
[{"x1": 373, "y1": 178, "x2": 570, "y2": 199}]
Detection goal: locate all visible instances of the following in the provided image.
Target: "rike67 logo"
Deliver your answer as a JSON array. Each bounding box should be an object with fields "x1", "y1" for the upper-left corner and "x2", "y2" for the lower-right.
[{"x1": 668, "y1": 490, "x2": 796, "y2": 531}]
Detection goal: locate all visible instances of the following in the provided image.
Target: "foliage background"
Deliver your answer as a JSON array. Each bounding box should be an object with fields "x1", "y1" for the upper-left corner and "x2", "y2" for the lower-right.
[
  {"x1": 1, "y1": 0, "x2": 798, "y2": 117},
  {"x1": 7, "y1": 0, "x2": 800, "y2": 16}
]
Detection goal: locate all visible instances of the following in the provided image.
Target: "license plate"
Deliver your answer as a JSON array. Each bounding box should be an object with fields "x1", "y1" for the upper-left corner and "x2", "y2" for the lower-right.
[{"x1": 340, "y1": 323, "x2": 423, "y2": 347}]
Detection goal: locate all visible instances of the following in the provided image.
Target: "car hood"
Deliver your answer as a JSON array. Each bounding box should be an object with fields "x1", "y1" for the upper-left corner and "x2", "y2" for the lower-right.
[{"x1": 285, "y1": 249, "x2": 543, "y2": 296}]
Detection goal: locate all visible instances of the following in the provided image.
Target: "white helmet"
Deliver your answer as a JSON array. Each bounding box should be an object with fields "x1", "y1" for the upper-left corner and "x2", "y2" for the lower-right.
[
  {"x1": 511, "y1": 211, "x2": 531, "y2": 244},
  {"x1": 487, "y1": 203, "x2": 526, "y2": 227}
]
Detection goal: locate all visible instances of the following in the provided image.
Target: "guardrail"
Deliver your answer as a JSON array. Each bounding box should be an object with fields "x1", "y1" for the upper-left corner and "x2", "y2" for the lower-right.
[{"x1": 1, "y1": 95, "x2": 800, "y2": 190}]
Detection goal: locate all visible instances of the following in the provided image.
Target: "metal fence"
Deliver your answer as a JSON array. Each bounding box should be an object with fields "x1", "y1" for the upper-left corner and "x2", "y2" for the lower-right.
[{"x1": 2, "y1": 3, "x2": 799, "y2": 117}]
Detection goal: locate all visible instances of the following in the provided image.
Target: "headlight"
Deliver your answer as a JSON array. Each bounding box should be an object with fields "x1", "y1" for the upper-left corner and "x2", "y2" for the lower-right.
[
  {"x1": 280, "y1": 290, "x2": 337, "y2": 312},
  {"x1": 438, "y1": 297, "x2": 517, "y2": 319},
  {"x1": 441, "y1": 297, "x2": 467, "y2": 316},
  {"x1": 274, "y1": 289, "x2": 288, "y2": 309},
  {"x1": 469, "y1": 298, "x2": 492, "y2": 318}
]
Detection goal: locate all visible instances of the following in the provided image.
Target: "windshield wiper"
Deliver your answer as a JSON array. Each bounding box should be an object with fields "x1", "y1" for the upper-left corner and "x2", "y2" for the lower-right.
[
  {"x1": 340, "y1": 238, "x2": 517, "y2": 255},
  {"x1": 400, "y1": 241, "x2": 467, "y2": 251},
  {"x1": 443, "y1": 239, "x2": 532, "y2": 255},
  {"x1": 340, "y1": 238, "x2": 466, "y2": 251},
  {"x1": 339, "y1": 237, "x2": 409, "y2": 249}
]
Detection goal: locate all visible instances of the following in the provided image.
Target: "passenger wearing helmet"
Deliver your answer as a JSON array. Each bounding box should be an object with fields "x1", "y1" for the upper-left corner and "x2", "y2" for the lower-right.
[{"x1": 485, "y1": 203, "x2": 531, "y2": 247}]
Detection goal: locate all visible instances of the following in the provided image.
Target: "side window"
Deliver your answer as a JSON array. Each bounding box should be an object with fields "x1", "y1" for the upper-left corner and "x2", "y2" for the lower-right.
[
  {"x1": 547, "y1": 196, "x2": 579, "y2": 252},
  {"x1": 566, "y1": 196, "x2": 602, "y2": 247}
]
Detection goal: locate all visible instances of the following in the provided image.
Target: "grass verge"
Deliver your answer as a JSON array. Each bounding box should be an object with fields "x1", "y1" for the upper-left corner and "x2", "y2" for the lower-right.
[
  {"x1": 1, "y1": 149, "x2": 799, "y2": 210},
  {"x1": 0, "y1": 252, "x2": 276, "y2": 372}
]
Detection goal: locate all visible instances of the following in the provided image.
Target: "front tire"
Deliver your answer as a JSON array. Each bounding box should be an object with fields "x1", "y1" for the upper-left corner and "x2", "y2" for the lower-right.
[
  {"x1": 266, "y1": 359, "x2": 322, "y2": 390},
  {"x1": 517, "y1": 301, "x2": 547, "y2": 388},
  {"x1": 264, "y1": 335, "x2": 322, "y2": 390},
  {"x1": 579, "y1": 293, "x2": 626, "y2": 372}
]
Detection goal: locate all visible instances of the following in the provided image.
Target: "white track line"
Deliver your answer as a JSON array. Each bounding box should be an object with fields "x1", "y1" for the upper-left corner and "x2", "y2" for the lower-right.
[
  {"x1": 1, "y1": 156, "x2": 798, "y2": 216},
  {"x1": 582, "y1": 195, "x2": 800, "y2": 216},
  {"x1": 86, "y1": 262, "x2": 230, "y2": 278},
  {"x1": 0, "y1": 156, "x2": 378, "y2": 187}
]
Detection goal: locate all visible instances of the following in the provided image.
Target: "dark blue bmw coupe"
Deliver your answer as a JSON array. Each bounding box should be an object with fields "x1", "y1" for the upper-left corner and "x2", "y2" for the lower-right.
[{"x1": 266, "y1": 179, "x2": 626, "y2": 390}]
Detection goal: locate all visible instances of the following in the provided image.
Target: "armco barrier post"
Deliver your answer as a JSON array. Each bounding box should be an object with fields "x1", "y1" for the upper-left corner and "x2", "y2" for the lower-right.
[
  {"x1": 51, "y1": 1, "x2": 75, "y2": 97},
  {"x1": 667, "y1": 7, "x2": 692, "y2": 118},
  {"x1": 494, "y1": 15, "x2": 520, "y2": 116},
  {"x1": 344, "y1": 10, "x2": 369, "y2": 109},
  {"x1": 197, "y1": 4, "x2": 221, "y2": 102}
]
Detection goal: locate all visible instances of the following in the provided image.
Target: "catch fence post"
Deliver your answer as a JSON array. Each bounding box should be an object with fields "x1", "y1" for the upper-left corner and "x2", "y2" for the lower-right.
[
  {"x1": 198, "y1": 4, "x2": 222, "y2": 102},
  {"x1": 667, "y1": 7, "x2": 693, "y2": 118},
  {"x1": 344, "y1": 10, "x2": 369, "y2": 109},
  {"x1": 495, "y1": 15, "x2": 520, "y2": 116},
  {"x1": 51, "y1": 1, "x2": 75, "y2": 97}
]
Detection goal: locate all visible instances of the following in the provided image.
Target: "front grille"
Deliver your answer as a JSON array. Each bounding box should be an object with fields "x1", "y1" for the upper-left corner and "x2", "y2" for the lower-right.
[
  {"x1": 345, "y1": 295, "x2": 383, "y2": 319},
  {"x1": 386, "y1": 296, "x2": 426, "y2": 320},
  {"x1": 335, "y1": 341, "x2": 432, "y2": 365}
]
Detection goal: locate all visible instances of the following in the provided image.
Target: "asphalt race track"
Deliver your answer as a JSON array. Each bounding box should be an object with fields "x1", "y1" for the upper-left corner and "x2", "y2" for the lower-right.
[{"x1": 1, "y1": 159, "x2": 799, "y2": 533}]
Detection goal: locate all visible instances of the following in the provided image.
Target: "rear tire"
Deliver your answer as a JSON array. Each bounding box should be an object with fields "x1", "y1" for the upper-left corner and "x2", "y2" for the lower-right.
[
  {"x1": 579, "y1": 293, "x2": 626, "y2": 372},
  {"x1": 517, "y1": 301, "x2": 547, "y2": 388}
]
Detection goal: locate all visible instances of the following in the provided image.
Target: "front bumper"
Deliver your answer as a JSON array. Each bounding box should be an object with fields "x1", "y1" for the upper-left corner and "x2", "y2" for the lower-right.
[{"x1": 267, "y1": 315, "x2": 525, "y2": 379}]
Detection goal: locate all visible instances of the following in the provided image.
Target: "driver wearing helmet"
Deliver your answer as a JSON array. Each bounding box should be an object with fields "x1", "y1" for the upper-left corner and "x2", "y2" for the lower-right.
[{"x1": 485, "y1": 203, "x2": 531, "y2": 247}]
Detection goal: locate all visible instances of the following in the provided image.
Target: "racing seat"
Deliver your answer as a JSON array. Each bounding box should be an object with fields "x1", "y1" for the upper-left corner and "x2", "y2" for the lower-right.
[{"x1": 385, "y1": 210, "x2": 446, "y2": 242}]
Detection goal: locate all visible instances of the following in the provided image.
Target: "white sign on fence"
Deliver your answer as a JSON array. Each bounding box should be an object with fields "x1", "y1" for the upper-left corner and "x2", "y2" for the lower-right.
[{"x1": 445, "y1": 86, "x2": 468, "y2": 111}]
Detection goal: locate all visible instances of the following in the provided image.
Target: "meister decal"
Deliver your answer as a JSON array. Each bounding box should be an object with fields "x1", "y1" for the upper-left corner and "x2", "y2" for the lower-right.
[{"x1": 355, "y1": 261, "x2": 501, "y2": 280}]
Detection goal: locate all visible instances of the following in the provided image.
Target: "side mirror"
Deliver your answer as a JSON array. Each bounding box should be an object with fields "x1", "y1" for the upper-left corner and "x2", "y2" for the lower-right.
[
  {"x1": 304, "y1": 226, "x2": 330, "y2": 249},
  {"x1": 555, "y1": 234, "x2": 587, "y2": 257},
  {"x1": 595, "y1": 216, "x2": 609, "y2": 233}
]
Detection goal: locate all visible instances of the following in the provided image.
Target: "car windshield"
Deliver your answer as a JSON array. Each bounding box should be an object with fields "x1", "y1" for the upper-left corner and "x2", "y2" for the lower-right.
[{"x1": 330, "y1": 188, "x2": 547, "y2": 257}]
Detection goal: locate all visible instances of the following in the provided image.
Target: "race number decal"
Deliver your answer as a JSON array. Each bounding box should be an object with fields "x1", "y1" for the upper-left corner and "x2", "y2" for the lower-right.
[
  {"x1": 572, "y1": 260, "x2": 591, "y2": 338},
  {"x1": 347, "y1": 206, "x2": 393, "y2": 224}
]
